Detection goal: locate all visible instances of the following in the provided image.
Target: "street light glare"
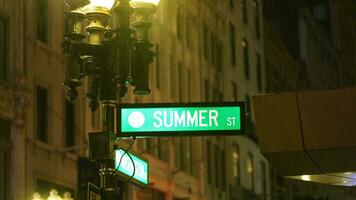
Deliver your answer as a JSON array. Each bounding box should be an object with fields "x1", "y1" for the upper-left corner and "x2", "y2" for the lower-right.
[
  {"x1": 87, "y1": 0, "x2": 116, "y2": 10},
  {"x1": 130, "y1": 0, "x2": 161, "y2": 6},
  {"x1": 301, "y1": 175, "x2": 311, "y2": 181}
]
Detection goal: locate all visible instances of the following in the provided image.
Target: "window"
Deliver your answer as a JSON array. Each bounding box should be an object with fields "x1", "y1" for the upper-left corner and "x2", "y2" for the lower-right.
[
  {"x1": 176, "y1": 6, "x2": 183, "y2": 40},
  {"x1": 0, "y1": 150, "x2": 9, "y2": 200},
  {"x1": 261, "y1": 161, "x2": 268, "y2": 200},
  {"x1": 204, "y1": 79, "x2": 210, "y2": 101},
  {"x1": 138, "y1": 138, "x2": 148, "y2": 152},
  {"x1": 37, "y1": 0, "x2": 49, "y2": 43},
  {"x1": 312, "y1": 0, "x2": 330, "y2": 31},
  {"x1": 0, "y1": 17, "x2": 8, "y2": 81},
  {"x1": 187, "y1": 70, "x2": 191, "y2": 100},
  {"x1": 174, "y1": 138, "x2": 182, "y2": 169},
  {"x1": 147, "y1": 138, "x2": 158, "y2": 156},
  {"x1": 254, "y1": 0, "x2": 261, "y2": 39},
  {"x1": 152, "y1": 189, "x2": 166, "y2": 200},
  {"x1": 65, "y1": 100, "x2": 75, "y2": 148},
  {"x1": 37, "y1": 86, "x2": 48, "y2": 143},
  {"x1": 170, "y1": 54, "x2": 176, "y2": 99},
  {"x1": 243, "y1": 39, "x2": 250, "y2": 80},
  {"x1": 256, "y1": 52, "x2": 262, "y2": 90},
  {"x1": 210, "y1": 33, "x2": 216, "y2": 65},
  {"x1": 247, "y1": 152, "x2": 254, "y2": 191},
  {"x1": 155, "y1": 44, "x2": 160, "y2": 89},
  {"x1": 202, "y1": 23, "x2": 209, "y2": 60},
  {"x1": 220, "y1": 149, "x2": 227, "y2": 190},
  {"x1": 230, "y1": 0, "x2": 234, "y2": 9},
  {"x1": 206, "y1": 140, "x2": 212, "y2": 184},
  {"x1": 138, "y1": 188, "x2": 165, "y2": 200},
  {"x1": 157, "y1": 138, "x2": 169, "y2": 161},
  {"x1": 91, "y1": 108, "x2": 100, "y2": 130},
  {"x1": 216, "y1": 39, "x2": 223, "y2": 71},
  {"x1": 245, "y1": 94, "x2": 251, "y2": 116},
  {"x1": 232, "y1": 143, "x2": 240, "y2": 185},
  {"x1": 182, "y1": 138, "x2": 192, "y2": 173},
  {"x1": 178, "y1": 62, "x2": 184, "y2": 102},
  {"x1": 229, "y1": 23, "x2": 236, "y2": 66},
  {"x1": 241, "y1": 0, "x2": 248, "y2": 24},
  {"x1": 0, "y1": 119, "x2": 10, "y2": 200},
  {"x1": 64, "y1": 18, "x2": 69, "y2": 35},
  {"x1": 185, "y1": 15, "x2": 192, "y2": 47},
  {"x1": 232, "y1": 82, "x2": 238, "y2": 101},
  {"x1": 214, "y1": 145, "x2": 220, "y2": 187}
]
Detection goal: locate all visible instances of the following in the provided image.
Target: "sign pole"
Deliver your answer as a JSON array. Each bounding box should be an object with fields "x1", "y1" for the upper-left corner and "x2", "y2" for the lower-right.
[
  {"x1": 88, "y1": 131, "x2": 118, "y2": 200},
  {"x1": 88, "y1": 101, "x2": 118, "y2": 200}
]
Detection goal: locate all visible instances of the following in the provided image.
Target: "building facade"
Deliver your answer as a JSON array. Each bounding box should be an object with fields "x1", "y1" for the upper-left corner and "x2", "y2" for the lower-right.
[
  {"x1": 112, "y1": 0, "x2": 269, "y2": 199},
  {"x1": 19, "y1": 0, "x2": 269, "y2": 200},
  {"x1": 23, "y1": 0, "x2": 87, "y2": 199},
  {"x1": 3, "y1": 0, "x2": 355, "y2": 200},
  {"x1": 4, "y1": 0, "x2": 268, "y2": 200},
  {"x1": 0, "y1": 0, "x2": 27, "y2": 200},
  {"x1": 263, "y1": 0, "x2": 356, "y2": 199}
]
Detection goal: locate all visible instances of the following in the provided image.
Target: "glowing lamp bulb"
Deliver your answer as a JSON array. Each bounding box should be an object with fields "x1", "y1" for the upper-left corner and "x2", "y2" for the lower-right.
[
  {"x1": 301, "y1": 175, "x2": 311, "y2": 181},
  {"x1": 87, "y1": 0, "x2": 116, "y2": 10}
]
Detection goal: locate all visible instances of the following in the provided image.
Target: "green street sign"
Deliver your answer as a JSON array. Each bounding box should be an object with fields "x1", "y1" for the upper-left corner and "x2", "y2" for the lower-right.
[
  {"x1": 117, "y1": 102, "x2": 245, "y2": 137},
  {"x1": 115, "y1": 148, "x2": 149, "y2": 187}
]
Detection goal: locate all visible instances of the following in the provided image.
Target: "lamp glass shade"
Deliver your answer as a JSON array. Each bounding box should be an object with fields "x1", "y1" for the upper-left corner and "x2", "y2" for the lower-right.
[
  {"x1": 87, "y1": 0, "x2": 116, "y2": 10},
  {"x1": 130, "y1": 0, "x2": 160, "y2": 6}
]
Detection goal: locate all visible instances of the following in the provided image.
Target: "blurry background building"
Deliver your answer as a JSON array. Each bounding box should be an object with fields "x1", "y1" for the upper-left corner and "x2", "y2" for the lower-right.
[
  {"x1": 0, "y1": 0, "x2": 356, "y2": 200},
  {"x1": 263, "y1": 0, "x2": 356, "y2": 199},
  {"x1": 0, "y1": 0, "x2": 27, "y2": 200},
  {"x1": 105, "y1": 0, "x2": 268, "y2": 199}
]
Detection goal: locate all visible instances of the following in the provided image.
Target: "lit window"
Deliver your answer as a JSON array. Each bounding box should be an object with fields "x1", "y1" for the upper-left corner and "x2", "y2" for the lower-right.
[
  {"x1": 247, "y1": 152, "x2": 254, "y2": 191},
  {"x1": 232, "y1": 143, "x2": 240, "y2": 185}
]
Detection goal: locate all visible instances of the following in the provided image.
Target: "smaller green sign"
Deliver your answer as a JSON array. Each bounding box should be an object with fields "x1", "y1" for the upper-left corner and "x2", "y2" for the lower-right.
[{"x1": 115, "y1": 149, "x2": 148, "y2": 187}]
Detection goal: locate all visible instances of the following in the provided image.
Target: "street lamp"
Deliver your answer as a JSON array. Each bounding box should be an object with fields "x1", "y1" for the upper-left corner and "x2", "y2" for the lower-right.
[
  {"x1": 62, "y1": 0, "x2": 160, "y2": 199},
  {"x1": 63, "y1": 0, "x2": 159, "y2": 110}
]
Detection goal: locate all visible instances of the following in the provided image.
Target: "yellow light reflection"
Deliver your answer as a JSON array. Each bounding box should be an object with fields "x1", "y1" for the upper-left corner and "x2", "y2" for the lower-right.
[
  {"x1": 87, "y1": 0, "x2": 116, "y2": 10},
  {"x1": 130, "y1": 0, "x2": 161, "y2": 6},
  {"x1": 32, "y1": 193, "x2": 43, "y2": 200},
  {"x1": 32, "y1": 190, "x2": 73, "y2": 200}
]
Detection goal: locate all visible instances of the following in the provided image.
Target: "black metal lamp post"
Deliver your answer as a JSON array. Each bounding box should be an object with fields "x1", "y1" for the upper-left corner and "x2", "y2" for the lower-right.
[
  {"x1": 63, "y1": 0, "x2": 159, "y2": 108},
  {"x1": 62, "y1": 0, "x2": 159, "y2": 199}
]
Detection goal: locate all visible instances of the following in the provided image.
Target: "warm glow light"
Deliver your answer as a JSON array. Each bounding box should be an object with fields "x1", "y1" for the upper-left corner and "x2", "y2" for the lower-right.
[
  {"x1": 130, "y1": 0, "x2": 161, "y2": 7},
  {"x1": 32, "y1": 193, "x2": 43, "y2": 200},
  {"x1": 301, "y1": 175, "x2": 311, "y2": 181},
  {"x1": 87, "y1": 0, "x2": 116, "y2": 10},
  {"x1": 32, "y1": 190, "x2": 73, "y2": 200}
]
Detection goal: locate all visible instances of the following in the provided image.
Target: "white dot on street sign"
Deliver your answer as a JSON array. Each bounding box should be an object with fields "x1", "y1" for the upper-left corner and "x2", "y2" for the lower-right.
[{"x1": 128, "y1": 112, "x2": 145, "y2": 128}]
